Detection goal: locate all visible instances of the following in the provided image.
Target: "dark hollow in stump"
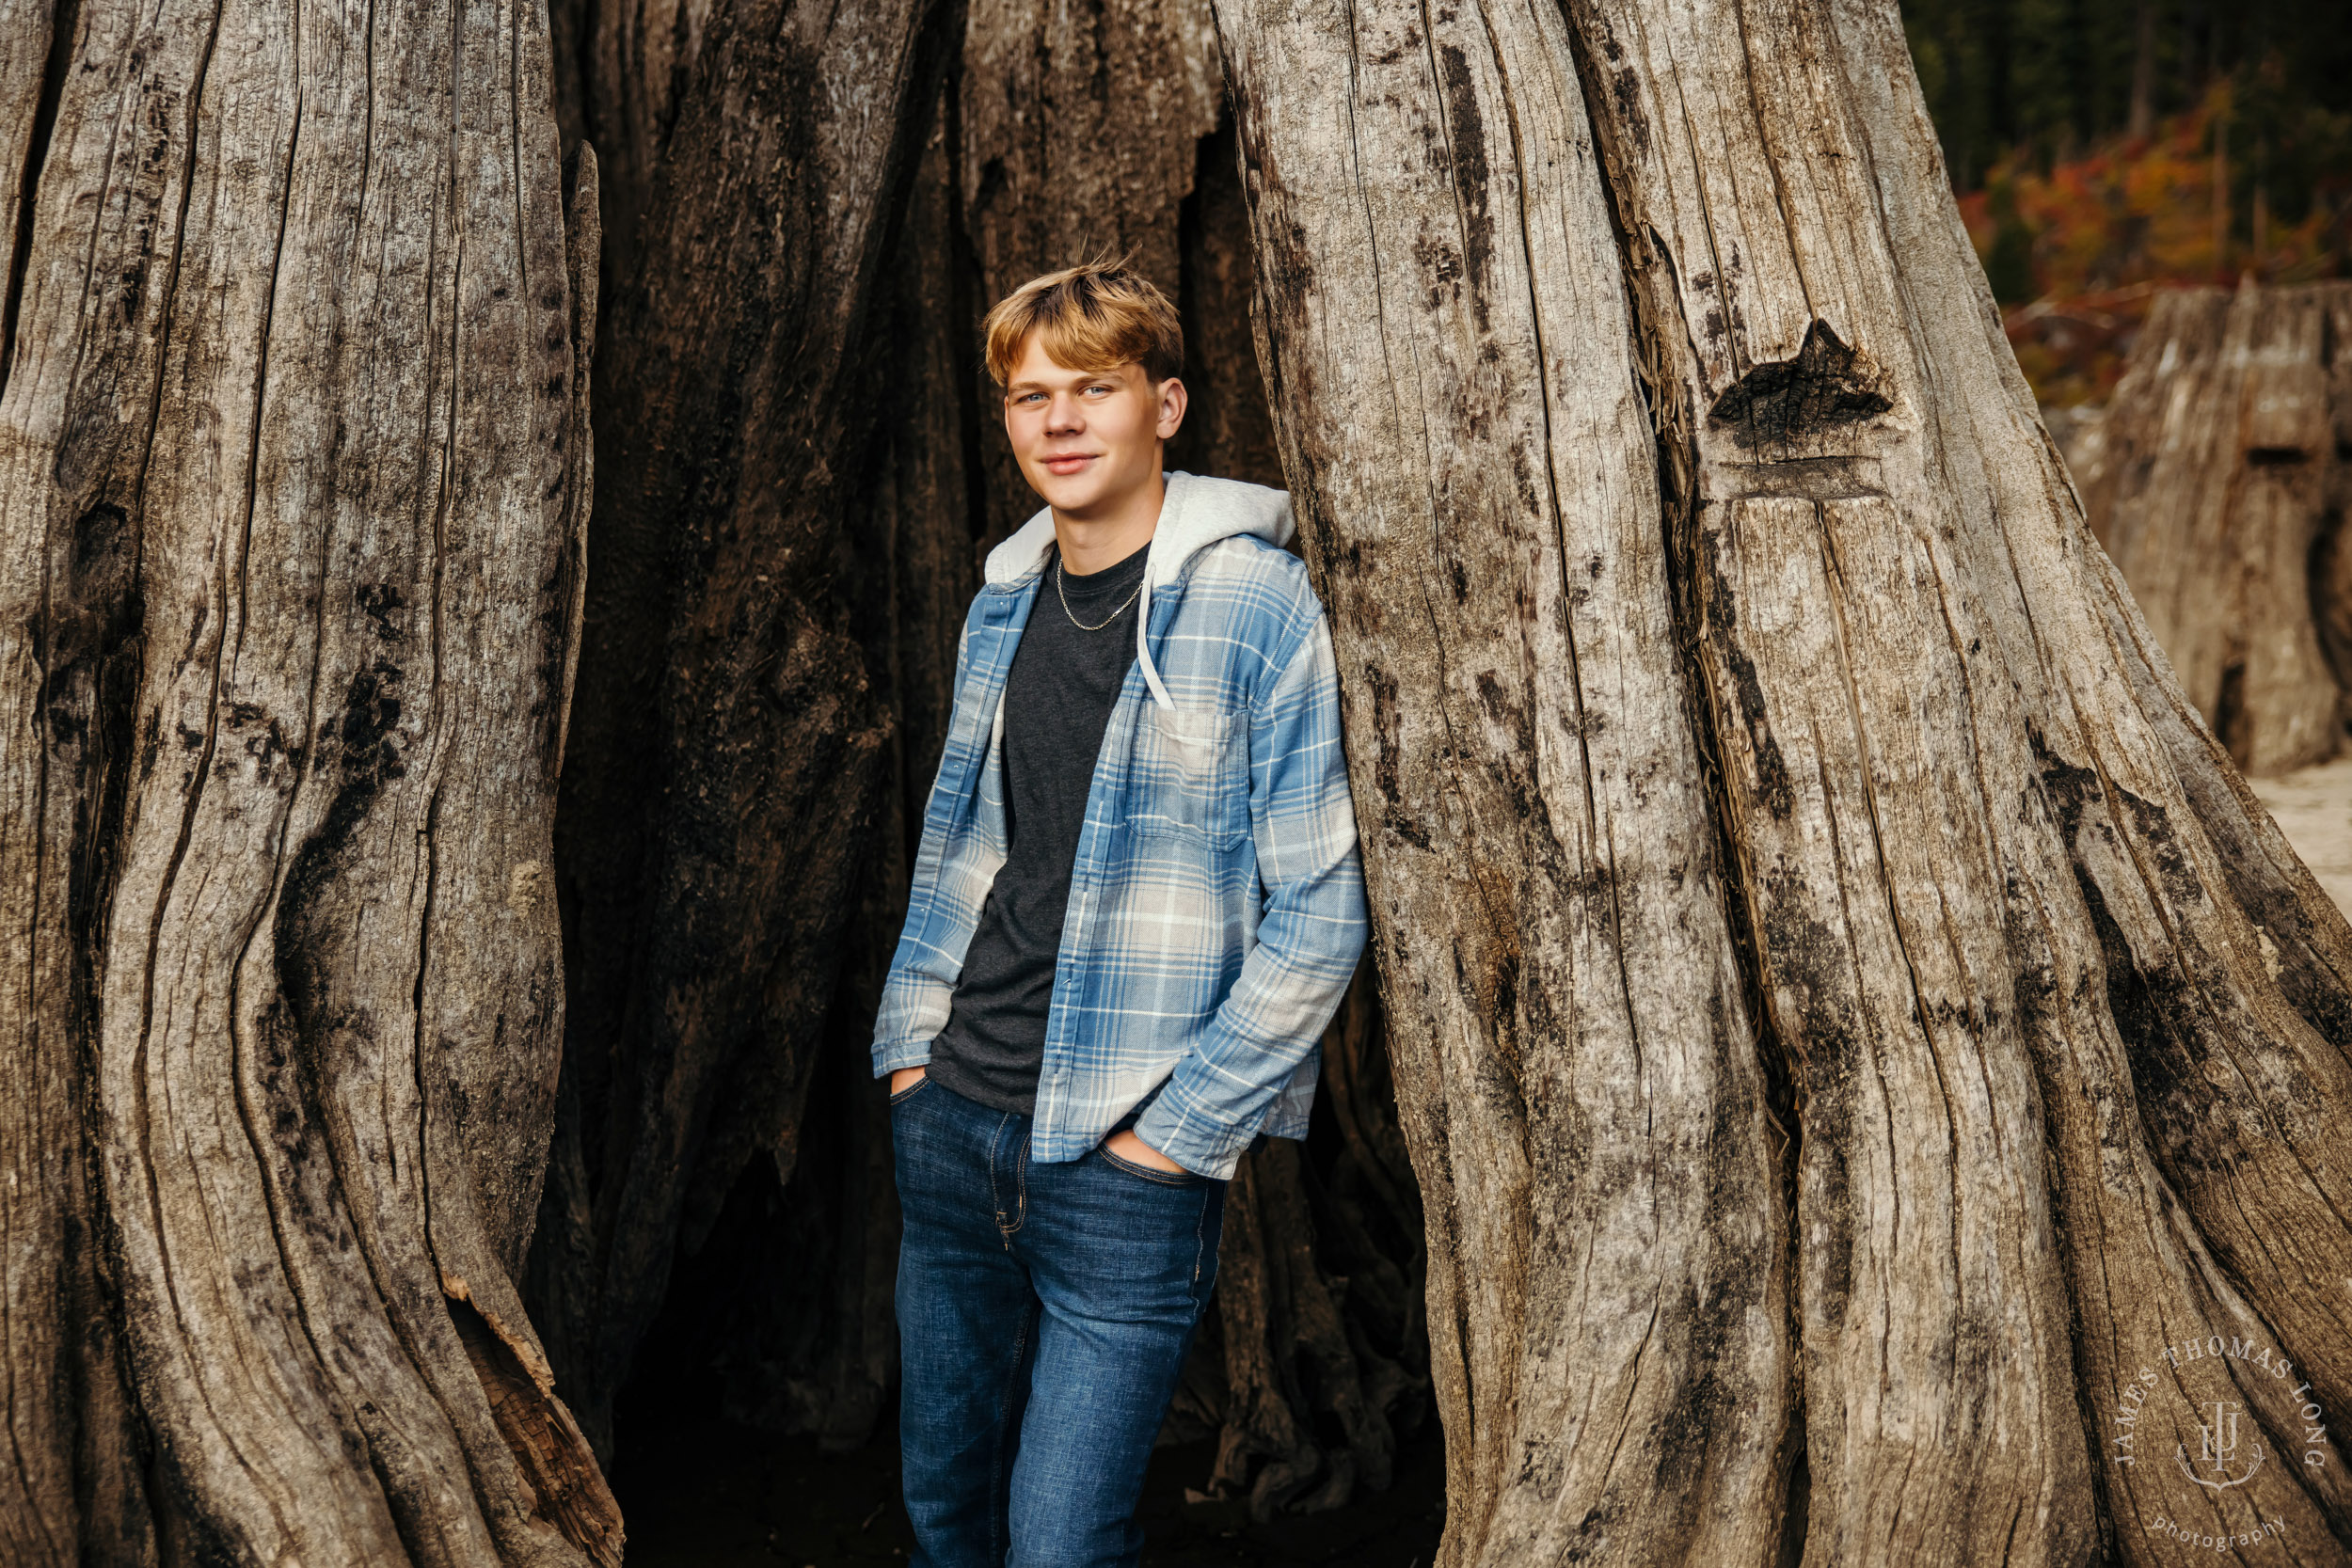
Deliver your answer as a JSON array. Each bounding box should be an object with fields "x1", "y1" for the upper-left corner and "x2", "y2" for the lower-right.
[
  {"x1": 2076, "y1": 281, "x2": 2352, "y2": 777},
  {"x1": 540, "y1": 0, "x2": 1438, "y2": 1523},
  {"x1": 522, "y1": 0, "x2": 963, "y2": 1465},
  {"x1": 1162, "y1": 966, "x2": 1434, "y2": 1520}
]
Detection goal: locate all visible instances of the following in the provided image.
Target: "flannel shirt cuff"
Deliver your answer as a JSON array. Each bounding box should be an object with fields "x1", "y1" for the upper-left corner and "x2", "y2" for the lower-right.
[
  {"x1": 873, "y1": 1038, "x2": 933, "y2": 1078},
  {"x1": 1131, "y1": 1069, "x2": 1267, "y2": 1181}
]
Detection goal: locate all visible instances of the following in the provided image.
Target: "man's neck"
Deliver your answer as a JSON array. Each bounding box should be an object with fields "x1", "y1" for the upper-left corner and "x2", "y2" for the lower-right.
[{"x1": 1053, "y1": 467, "x2": 1166, "y2": 576}]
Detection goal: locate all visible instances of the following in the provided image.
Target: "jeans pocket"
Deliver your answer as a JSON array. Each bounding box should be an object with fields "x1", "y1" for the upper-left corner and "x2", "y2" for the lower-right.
[
  {"x1": 888, "y1": 1074, "x2": 933, "y2": 1108},
  {"x1": 1098, "y1": 1143, "x2": 1206, "y2": 1186}
]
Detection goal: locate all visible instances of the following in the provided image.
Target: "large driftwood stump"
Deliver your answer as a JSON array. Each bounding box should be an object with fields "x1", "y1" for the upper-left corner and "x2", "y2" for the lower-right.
[
  {"x1": 1218, "y1": 0, "x2": 2352, "y2": 1560},
  {"x1": 0, "y1": 3, "x2": 615, "y2": 1561},
  {"x1": 2077, "y1": 282, "x2": 2352, "y2": 777}
]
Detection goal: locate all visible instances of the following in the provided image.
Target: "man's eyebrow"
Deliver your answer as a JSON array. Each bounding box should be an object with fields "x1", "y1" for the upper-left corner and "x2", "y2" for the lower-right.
[{"x1": 1004, "y1": 368, "x2": 1123, "y2": 393}]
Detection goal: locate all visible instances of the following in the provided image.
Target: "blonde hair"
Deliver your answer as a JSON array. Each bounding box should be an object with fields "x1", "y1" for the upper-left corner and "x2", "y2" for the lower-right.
[{"x1": 981, "y1": 258, "x2": 1184, "y2": 388}]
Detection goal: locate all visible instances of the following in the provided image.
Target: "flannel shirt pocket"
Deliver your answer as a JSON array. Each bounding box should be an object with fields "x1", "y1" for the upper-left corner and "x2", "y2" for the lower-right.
[{"x1": 1128, "y1": 705, "x2": 1249, "y2": 848}]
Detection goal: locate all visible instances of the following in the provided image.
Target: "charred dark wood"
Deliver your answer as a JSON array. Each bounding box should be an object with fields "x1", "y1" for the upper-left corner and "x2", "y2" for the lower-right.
[
  {"x1": 1168, "y1": 114, "x2": 1285, "y2": 491},
  {"x1": 667, "y1": 99, "x2": 988, "y2": 1452},
  {"x1": 526, "y1": 0, "x2": 960, "y2": 1461}
]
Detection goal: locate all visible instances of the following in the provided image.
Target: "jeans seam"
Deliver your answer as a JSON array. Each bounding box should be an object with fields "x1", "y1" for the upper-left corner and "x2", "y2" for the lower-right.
[
  {"x1": 991, "y1": 1112, "x2": 1027, "y2": 1243},
  {"x1": 1010, "y1": 1133, "x2": 1028, "y2": 1234},
  {"x1": 988, "y1": 1300, "x2": 1036, "y2": 1560},
  {"x1": 1191, "y1": 1187, "x2": 1207, "y2": 1287},
  {"x1": 988, "y1": 1113, "x2": 1006, "y2": 1244}
]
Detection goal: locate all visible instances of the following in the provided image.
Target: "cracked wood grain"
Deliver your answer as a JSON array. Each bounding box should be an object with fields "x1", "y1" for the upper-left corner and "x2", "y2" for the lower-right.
[
  {"x1": 1216, "y1": 0, "x2": 1795, "y2": 1559},
  {"x1": 0, "y1": 1, "x2": 613, "y2": 1560},
  {"x1": 1218, "y1": 0, "x2": 2352, "y2": 1560}
]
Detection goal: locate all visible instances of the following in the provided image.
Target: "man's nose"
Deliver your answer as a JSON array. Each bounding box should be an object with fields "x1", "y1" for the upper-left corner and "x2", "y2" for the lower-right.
[{"x1": 1044, "y1": 392, "x2": 1085, "y2": 432}]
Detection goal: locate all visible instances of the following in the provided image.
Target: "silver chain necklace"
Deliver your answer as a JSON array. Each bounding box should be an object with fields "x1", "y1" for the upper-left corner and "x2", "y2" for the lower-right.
[{"x1": 1056, "y1": 554, "x2": 1145, "y2": 631}]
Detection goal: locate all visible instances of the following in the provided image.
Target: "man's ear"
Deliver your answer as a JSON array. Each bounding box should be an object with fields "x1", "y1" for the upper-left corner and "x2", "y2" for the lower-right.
[{"x1": 1155, "y1": 374, "x2": 1189, "y2": 440}]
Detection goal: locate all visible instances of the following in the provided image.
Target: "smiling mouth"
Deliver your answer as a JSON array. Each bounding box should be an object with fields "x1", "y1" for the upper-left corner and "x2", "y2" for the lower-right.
[{"x1": 1041, "y1": 453, "x2": 1097, "y2": 472}]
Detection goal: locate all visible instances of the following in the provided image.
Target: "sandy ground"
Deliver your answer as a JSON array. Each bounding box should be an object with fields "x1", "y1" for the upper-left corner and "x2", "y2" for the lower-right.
[{"x1": 2248, "y1": 755, "x2": 2352, "y2": 917}]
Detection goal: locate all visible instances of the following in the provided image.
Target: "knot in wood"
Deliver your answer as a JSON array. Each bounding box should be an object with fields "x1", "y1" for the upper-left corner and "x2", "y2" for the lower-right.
[{"x1": 1707, "y1": 320, "x2": 1894, "y2": 452}]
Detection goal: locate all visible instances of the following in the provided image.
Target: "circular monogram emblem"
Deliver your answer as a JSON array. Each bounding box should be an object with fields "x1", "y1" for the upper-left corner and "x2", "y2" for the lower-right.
[{"x1": 2111, "y1": 1327, "x2": 2335, "y2": 1550}]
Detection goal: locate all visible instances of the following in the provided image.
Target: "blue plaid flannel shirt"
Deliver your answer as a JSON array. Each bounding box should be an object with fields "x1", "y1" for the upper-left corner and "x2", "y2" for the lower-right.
[{"x1": 871, "y1": 474, "x2": 1368, "y2": 1180}]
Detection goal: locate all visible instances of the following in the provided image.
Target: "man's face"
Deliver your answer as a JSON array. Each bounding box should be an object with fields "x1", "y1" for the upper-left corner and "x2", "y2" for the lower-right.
[{"x1": 1002, "y1": 332, "x2": 1185, "y2": 516}]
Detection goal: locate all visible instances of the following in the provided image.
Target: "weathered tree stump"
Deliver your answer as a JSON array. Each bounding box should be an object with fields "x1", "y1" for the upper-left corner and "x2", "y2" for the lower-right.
[
  {"x1": 2076, "y1": 281, "x2": 2352, "y2": 776},
  {"x1": 0, "y1": 3, "x2": 615, "y2": 1560},
  {"x1": 1218, "y1": 0, "x2": 2352, "y2": 1561}
]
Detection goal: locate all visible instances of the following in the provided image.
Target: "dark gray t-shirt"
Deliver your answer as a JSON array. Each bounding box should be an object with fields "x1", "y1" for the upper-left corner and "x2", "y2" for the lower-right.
[{"x1": 927, "y1": 536, "x2": 1148, "y2": 1114}]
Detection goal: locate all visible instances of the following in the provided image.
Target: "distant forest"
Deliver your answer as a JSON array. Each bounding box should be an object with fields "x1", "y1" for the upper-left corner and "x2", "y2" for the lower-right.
[
  {"x1": 1902, "y1": 0, "x2": 2352, "y2": 400},
  {"x1": 1902, "y1": 0, "x2": 2351, "y2": 205}
]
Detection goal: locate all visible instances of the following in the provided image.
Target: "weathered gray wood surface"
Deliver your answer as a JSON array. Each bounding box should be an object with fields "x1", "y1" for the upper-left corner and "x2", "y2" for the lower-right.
[
  {"x1": 2077, "y1": 282, "x2": 2352, "y2": 776},
  {"x1": 0, "y1": 1, "x2": 615, "y2": 1560},
  {"x1": 0, "y1": 0, "x2": 56, "y2": 343},
  {"x1": 1218, "y1": 0, "x2": 2352, "y2": 1560},
  {"x1": 1218, "y1": 0, "x2": 1792, "y2": 1556}
]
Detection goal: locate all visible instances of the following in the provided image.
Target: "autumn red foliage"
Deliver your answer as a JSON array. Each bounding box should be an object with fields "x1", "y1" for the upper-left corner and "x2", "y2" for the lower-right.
[{"x1": 1959, "y1": 83, "x2": 2352, "y2": 404}]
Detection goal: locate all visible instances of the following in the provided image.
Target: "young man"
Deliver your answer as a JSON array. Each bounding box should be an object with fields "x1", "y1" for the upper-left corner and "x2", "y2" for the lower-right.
[{"x1": 870, "y1": 261, "x2": 1367, "y2": 1567}]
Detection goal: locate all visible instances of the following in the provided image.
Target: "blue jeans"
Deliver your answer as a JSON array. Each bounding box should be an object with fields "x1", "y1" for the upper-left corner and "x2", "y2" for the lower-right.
[{"x1": 891, "y1": 1073, "x2": 1226, "y2": 1568}]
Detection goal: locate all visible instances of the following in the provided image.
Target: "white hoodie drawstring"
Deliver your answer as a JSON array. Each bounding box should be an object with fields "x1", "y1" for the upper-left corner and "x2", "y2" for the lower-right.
[
  {"x1": 978, "y1": 470, "x2": 1295, "y2": 738},
  {"x1": 1135, "y1": 552, "x2": 1174, "y2": 712}
]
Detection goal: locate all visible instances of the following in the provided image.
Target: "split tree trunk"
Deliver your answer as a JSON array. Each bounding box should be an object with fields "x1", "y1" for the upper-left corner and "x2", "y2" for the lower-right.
[
  {"x1": 523, "y1": 0, "x2": 960, "y2": 1459},
  {"x1": 0, "y1": 3, "x2": 616, "y2": 1562},
  {"x1": 2076, "y1": 281, "x2": 2352, "y2": 777},
  {"x1": 1219, "y1": 0, "x2": 2352, "y2": 1561}
]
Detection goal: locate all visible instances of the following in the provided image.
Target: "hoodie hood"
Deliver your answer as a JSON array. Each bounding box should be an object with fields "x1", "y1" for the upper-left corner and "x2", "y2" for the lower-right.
[{"x1": 985, "y1": 470, "x2": 1293, "y2": 710}]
